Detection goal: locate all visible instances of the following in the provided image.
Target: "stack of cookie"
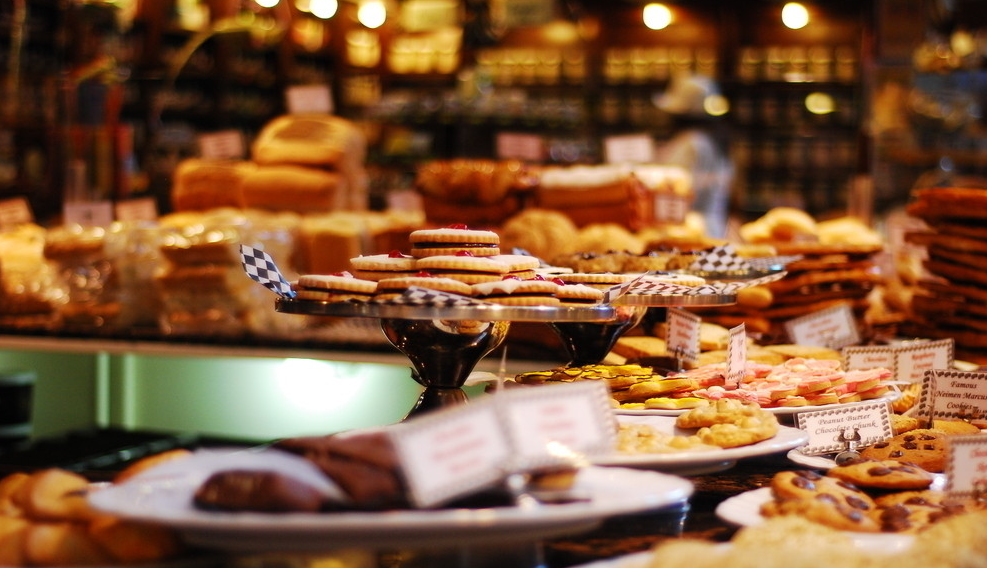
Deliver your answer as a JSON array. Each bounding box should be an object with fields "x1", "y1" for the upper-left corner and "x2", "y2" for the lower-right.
[
  {"x1": 692, "y1": 241, "x2": 884, "y2": 341},
  {"x1": 903, "y1": 187, "x2": 987, "y2": 364}
]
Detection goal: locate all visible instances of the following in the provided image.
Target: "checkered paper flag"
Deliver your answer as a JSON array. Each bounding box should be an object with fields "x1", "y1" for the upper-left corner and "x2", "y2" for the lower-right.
[
  {"x1": 688, "y1": 244, "x2": 752, "y2": 273},
  {"x1": 382, "y1": 286, "x2": 486, "y2": 307},
  {"x1": 240, "y1": 244, "x2": 295, "y2": 298}
]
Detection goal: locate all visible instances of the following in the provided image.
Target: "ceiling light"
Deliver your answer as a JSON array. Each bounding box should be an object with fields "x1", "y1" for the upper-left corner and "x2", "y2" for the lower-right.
[
  {"x1": 782, "y1": 2, "x2": 809, "y2": 30},
  {"x1": 643, "y1": 3, "x2": 672, "y2": 31}
]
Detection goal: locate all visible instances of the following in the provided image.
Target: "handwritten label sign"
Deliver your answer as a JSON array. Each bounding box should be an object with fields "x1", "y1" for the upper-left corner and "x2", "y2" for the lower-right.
[
  {"x1": 496, "y1": 132, "x2": 546, "y2": 162},
  {"x1": 843, "y1": 339, "x2": 954, "y2": 384},
  {"x1": 667, "y1": 308, "x2": 700, "y2": 366},
  {"x1": 497, "y1": 380, "x2": 615, "y2": 471},
  {"x1": 727, "y1": 323, "x2": 747, "y2": 386},
  {"x1": 918, "y1": 369, "x2": 987, "y2": 423},
  {"x1": 198, "y1": 130, "x2": 245, "y2": 160},
  {"x1": 603, "y1": 134, "x2": 654, "y2": 164},
  {"x1": 794, "y1": 401, "x2": 893, "y2": 455},
  {"x1": 388, "y1": 381, "x2": 615, "y2": 508},
  {"x1": 945, "y1": 435, "x2": 987, "y2": 500},
  {"x1": 286, "y1": 84, "x2": 334, "y2": 115},
  {"x1": 114, "y1": 197, "x2": 158, "y2": 222},
  {"x1": 653, "y1": 193, "x2": 689, "y2": 224},
  {"x1": 388, "y1": 401, "x2": 512, "y2": 508},
  {"x1": 785, "y1": 303, "x2": 859, "y2": 348},
  {"x1": 0, "y1": 197, "x2": 34, "y2": 229},
  {"x1": 63, "y1": 201, "x2": 113, "y2": 227},
  {"x1": 896, "y1": 339, "x2": 954, "y2": 384}
]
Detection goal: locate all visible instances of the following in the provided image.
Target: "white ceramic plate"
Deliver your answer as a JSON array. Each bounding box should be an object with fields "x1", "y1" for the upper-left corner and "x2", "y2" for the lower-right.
[
  {"x1": 89, "y1": 453, "x2": 693, "y2": 553},
  {"x1": 594, "y1": 415, "x2": 808, "y2": 475},
  {"x1": 616, "y1": 391, "x2": 900, "y2": 417},
  {"x1": 715, "y1": 487, "x2": 914, "y2": 552}
]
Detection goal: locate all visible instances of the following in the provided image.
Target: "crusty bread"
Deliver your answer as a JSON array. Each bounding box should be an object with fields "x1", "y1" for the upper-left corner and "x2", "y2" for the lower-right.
[
  {"x1": 171, "y1": 159, "x2": 255, "y2": 211},
  {"x1": 240, "y1": 164, "x2": 341, "y2": 214},
  {"x1": 252, "y1": 114, "x2": 361, "y2": 168}
]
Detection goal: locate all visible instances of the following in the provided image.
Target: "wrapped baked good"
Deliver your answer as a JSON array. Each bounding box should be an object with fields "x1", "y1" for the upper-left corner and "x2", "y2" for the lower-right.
[
  {"x1": 170, "y1": 159, "x2": 255, "y2": 212},
  {"x1": 0, "y1": 224, "x2": 61, "y2": 328},
  {"x1": 533, "y1": 165, "x2": 652, "y2": 231},
  {"x1": 414, "y1": 159, "x2": 537, "y2": 227}
]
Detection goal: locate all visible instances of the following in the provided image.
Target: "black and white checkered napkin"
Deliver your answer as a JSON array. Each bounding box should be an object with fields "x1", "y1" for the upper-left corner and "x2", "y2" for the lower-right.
[
  {"x1": 603, "y1": 274, "x2": 649, "y2": 303},
  {"x1": 240, "y1": 244, "x2": 295, "y2": 298},
  {"x1": 382, "y1": 286, "x2": 486, "y2": 307},
  {"x1": 688, "y1": 245, "x2": 752, "y2": 273}
]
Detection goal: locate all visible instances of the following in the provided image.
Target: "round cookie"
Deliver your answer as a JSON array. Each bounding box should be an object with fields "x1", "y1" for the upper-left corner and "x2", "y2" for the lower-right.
[
  {"x1": 374, "y1": 274, "x2": 472, "y2": 301},
  {"x1": 931, "y1": 419, "x2": 981, "y2": 435},
  {"x1": 415, "y1": 254, "x2": 511, "y2": 284},
  {"x1": 489, "y1": 254, "x2": 541, "y2": 280},
  {"x1": 554, "y1": 282, "x2": 604, "y2": 306},
  {"x1": 769, "y1": 470, "x2": 874, "y2": 506},
  {"x1": 471, "y1": 277, "x2": 561, "y2": 307},
  {"x1": 349, "y1": 251, "x2": 417, "y2": 281},
  {"x1": 642, "y1": 272, "x2": 707, "y2": 288},
  {"x1": 859, "y1": 429, "x2": 947, "y2": 473},
  {"x1": 695, "y1": 416, "x2": 779, "y2": 448},
  {"x1": 559, "y1": 272, "x2": 639, "y2": 291},
  {"x1": 761, "y1": 492, "x2": 881, "y2": 532},
  {"x1": 676, "y1": 399, "x2": 767, "y2": 429},
  {"x1": 409, "y1": 225, "x2": 500, "y2": 258},
  {"x1": 827, "y1": 458, "x2": 935, "y2": 490},
  {"x1": 295, "y1": 272, "x2": 377, "y2": 302}
]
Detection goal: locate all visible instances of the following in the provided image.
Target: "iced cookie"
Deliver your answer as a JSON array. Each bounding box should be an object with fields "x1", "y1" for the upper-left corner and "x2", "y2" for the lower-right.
[{"x1": 471, "y1": 277, "x2": 561, "y2": 307}]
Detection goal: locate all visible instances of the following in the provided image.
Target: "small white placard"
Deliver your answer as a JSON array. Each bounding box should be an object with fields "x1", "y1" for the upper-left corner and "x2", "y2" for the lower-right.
[
  {"x1": 895, "y1": 339, "x2": 954, "y2": 384},
  {"x1": 667, "y1": 308, "x2": 701, "y2": 366},
  {"x1": 198, "y1": 130, "x2": 245, "y2": 160},
  {"x1": 114, "y1": 197, "x2": 158, "y2": 222},
  {"x1": 0, "y1": 197, "x2": 34, "y2": 229},
  {"x1": 496, "y1": 132, "x2": 546, "y2": 162},
  {"x1": 388, "y1": 401, "x2": 512, "y2": 508},
  {"x1": 726, "y1": 323, "x2": 747, "y2": 386},
  {"x1": 945, "y1": 435, "x2": 987, "y2": 500},
  {"x1": 497, "y1": 381, "x2": 615, "y2": 471},
  {"x1": 785, "y1": 303, "x2": 859, "y2": 348},
  {"x1": 843, "y1": 345, "x2": 895, "y2": 372},
  {"x1": 794, "y1": 401, "x2": 893, "y2": 455},
  {"x1": 286, "y1": 84, "x2": 334, "y2": 115},
  {"x1": 653, "y1": 193, "x2": 689, "y2": 224},
  {"x1": 603, "y1": 134, "x2": 655, "y2": 164},
  {"x1": 918, "y1": 369, "x2": 987, "y2": 423},
  {"x1": 63, "y1": 201, "x2": 113, "y2": 227}
]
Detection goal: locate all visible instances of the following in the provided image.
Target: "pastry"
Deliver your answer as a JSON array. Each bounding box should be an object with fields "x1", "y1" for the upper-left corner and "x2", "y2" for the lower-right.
[
  {"x1": 676, "y1": 399, "x2": 767, "y2": 429},
  {"x1": 489, "y1": 254, "x2": 541, "y2": 279},
  {"x1": 827, "y1": 458, "x2": 935, "y2": 491},
  {"x1": 349, "y1": 251, "x2": 418, "y2": 281},
  {"x1": 414, "y1": 254, "x2": 511, "y2": 284},
  {"x1": 471, "y1": 277, "x2": 561, "y2": 307},
  {"x1": 554, "y1": 282, "x2": 604, "y2": 306},
  {"x1": 294, "y1": 272, "x2": 378, "y2": 302},
  {"x1": 760, "y1": 493, "x2": 881, "y2": 532},
  {"x1": 194, "y1": 470, "x2": 326, "y2": 513},
  {"x1": 695, "y1": 416, "x2": 779, "y2": 448},
  {"x1": 859, "y1": 429, "x2": 947, "y2": 473},
  {"x1": 374, "y1": 274, "x2": 472, "y2": 300},
  {"x1": 408, "y1": 225, "x2": 500, "y2": 258},
  {"x1": 763, "y1": 470, "x2": 880, "y2": 532}
]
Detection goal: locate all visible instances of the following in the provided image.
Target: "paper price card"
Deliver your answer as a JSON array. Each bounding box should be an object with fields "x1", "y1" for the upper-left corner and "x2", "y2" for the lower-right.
[
  {"x1": 944, "y1": 435, "x2": 987, "y2": 500},
  {"x1": 726, "y1": 323, "x2": 747, "y2": 386},
  {"x1": 784, "y1": 303, "x2": 860, "y2": 349},
  {"x1": 895, "y1": 339, "x2": 954, "y2": 384},
  {"x1": 917, "y1": 369, "x2": 987, "y2": 423},
  {"x1": 285, "y1": 84, "x2": 333, "y2": 115},
  {"x1": 843, "y1": 339, "x2": 954, "y2": 384},
  {"x1": 63, "y1": 201, "x2": 113, "y2": 227},
  {"x1": 496, "y1": 381, "x2": 616, "y2": 472},
  {"x1": 0, "y1": 197, "x2": 33, "y2": 230},
  {"x1": 198, "y1": 130, "x2": 245, "y2": 160},
  {"x1": 667, "y1": 308, "x2": 700, "y2": 367},
  {"x1": 114, "y1": 197, "x2": 158, "y2": 222},
  {"x1": 653, "y1": 193, "x2": 688, "y2": 224},
  {"x1": 496, "y1": 132, "x2": 546, "y2": 162},
  {"x1": 603, "y1": 134, "x2": 654, "y2": 164},
  {"x1": 794, "y1": 401, "x2": 893, "y2": 455},
  {"x1": 388, "y1": 400, "x2": 512, "y2": 509}
]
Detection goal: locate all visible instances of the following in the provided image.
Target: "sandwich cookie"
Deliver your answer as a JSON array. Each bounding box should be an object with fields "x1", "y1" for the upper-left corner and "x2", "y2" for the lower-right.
[
  {"x1": 294, "y1": 272, "x2": 377, "y2": 302},
  {"x1": 374, "y1": 272, "x2": 473, "y2": 301},
  {"x1": 471, "y1": 276, "x2": 561, "y2": 307},
  {"x1": 415, "y1": 253, "x2": 511, "y2": 284},
  {"x1": 349, "y1": 250, "x2": 417, "y2": 281},
  {"x1": 409, "y1": 225, "x2": 500, "y2": 258},
  {"x1": 558, "y1": 272, "x2": 639, "y2": 291},
  {"x1": 489, "y1": 254, "x2": 541, "y2": 280},
  {"x1": 554, "y1": 281, "x2": 604, "y2": 306}
]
